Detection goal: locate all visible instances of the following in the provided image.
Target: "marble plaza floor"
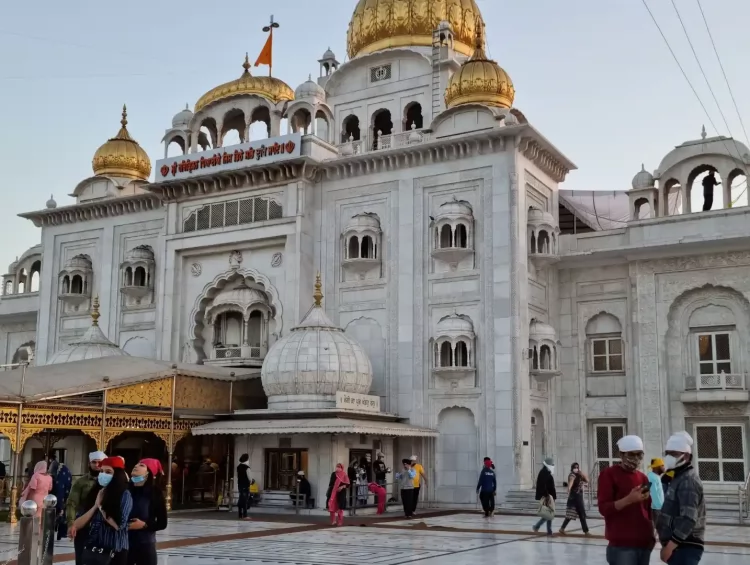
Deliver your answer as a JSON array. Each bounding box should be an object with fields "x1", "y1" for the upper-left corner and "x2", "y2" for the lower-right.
[{"x1": 0, "y1": 514, "x2": 747, "y2": 564}]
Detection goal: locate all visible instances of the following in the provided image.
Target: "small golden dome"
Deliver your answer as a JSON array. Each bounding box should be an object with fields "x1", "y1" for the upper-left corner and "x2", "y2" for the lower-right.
[
  {"x1": 92, "y1": 105, "x2": 152, "y2": 181},
  {"x1": 347, "y1": 0, "x2": 484, "y2": 59},
  {"x1": 445, "y1": 24, "x2": 515, "y2": 110},
  {"x1": 195, "y1": 54, "x2": 295, "y2": 113}
]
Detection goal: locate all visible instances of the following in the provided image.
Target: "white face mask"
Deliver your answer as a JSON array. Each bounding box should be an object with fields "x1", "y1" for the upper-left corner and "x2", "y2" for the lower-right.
[{"x1": 664, "y1": 454, "x2": 685, "y2": 470}]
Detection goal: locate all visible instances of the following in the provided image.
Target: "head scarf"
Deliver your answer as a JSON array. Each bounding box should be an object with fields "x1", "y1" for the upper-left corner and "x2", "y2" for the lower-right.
[
  {"x1": 650, "y1": 457, "x2": 665, "y2": 469},
  {"x1": 139, "y1": 458, "x2": 164, "y2": 477},
  {"x1": 89, "y1": 451, "x2": 107, "y2": 462},
  {"x1": 484, "y1": 459, "x2": 493, "y2": 468},
  {"x1": 617, "y1": 435, "x2": 644, "y2": 453},
  {"x1": 33, "y1": 461, "x2": 48, "y2": 475},
  {"x1": 570, "y1": 462, "x2": 580, "y2": 472},
  {"x1": 335, "y1": 463, "x2": 350, "y2": 485},
  {"x1": 100, "y1": 456, "x2": 125, "y2": 470}
]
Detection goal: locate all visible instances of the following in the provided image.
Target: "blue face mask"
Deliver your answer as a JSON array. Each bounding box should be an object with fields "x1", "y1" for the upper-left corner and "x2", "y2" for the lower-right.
[
  {"x1": 131, "y1": 475, "x2": 146, "y2": 484},
  {"x1": 98, "y1": 473, "x2": 113, "y2": 487}
]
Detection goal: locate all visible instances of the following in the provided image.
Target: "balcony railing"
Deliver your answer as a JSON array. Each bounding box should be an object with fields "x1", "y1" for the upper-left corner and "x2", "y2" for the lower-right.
[
  {"x1": 336, "y1": 129, "x2": 432, "y2": 157},
  {"x1": 685, "y1": 372, "x2": 746, "y2": 391},
  {"x1": 212, "y1": 346, "x2": 263, "y2": 360}
]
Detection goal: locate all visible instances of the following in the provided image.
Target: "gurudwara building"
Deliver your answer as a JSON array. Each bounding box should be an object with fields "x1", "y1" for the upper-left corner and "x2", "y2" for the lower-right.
[{"x1": 1, "y1": 0, "x2": 750, "y2": 512}]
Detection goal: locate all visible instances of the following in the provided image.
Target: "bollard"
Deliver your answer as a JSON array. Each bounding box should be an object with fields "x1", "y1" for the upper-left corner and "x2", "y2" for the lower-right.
[
  {"x1": 40, "y1": 494, "x2": 57, "y2": 565},
  {"x1": 17, "y1": 500, "x2": 37, "y2": 565}
]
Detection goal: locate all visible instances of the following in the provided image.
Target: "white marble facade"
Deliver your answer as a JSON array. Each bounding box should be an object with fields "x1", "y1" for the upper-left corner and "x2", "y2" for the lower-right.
[{"x1": 2, "y1": 2, "x2": 750, "y2": 503}]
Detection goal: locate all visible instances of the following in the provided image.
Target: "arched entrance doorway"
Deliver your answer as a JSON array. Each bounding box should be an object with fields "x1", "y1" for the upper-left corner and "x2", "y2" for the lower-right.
[
  {"x1": 107, "y1": 431, "x2": 167, "y2": 473},
  {"x1": 531, "y1": 410, "x2": 545, "y2": 484}
]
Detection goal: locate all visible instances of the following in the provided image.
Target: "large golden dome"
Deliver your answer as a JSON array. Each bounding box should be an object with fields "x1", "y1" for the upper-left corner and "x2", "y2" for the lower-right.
[
  {"x1": 92, "y1": 106, "x2": 152, "y2": 181},
  {"x1": 347, "y1": 0, "x2": 484, "y2": 59},
  {"x1": 195, "y1": 55, "x2": 294, "y2": 113},
  {"x1": 445, "y1": 26, "x2": 515, "y2": 110}
]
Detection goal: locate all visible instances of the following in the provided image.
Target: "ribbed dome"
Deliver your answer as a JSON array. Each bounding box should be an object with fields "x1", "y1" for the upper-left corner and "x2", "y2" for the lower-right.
[
  {"x1": 445, "y1": 26, "x2": 514, "y2": 110},
  {"x1": 261, "y1": 276, "x2": 372, "y2": 408},
  {"x1": 436, "y1": 313, "x2": 474, "y2": 336},
  {"x1": 529, "y1": 319, "x2": 557, "y2": 342},
  {"x1": 437, "y1": 197, "x2": 473, "y2": 218},
  {"x1": 172, "y1": 104, "x2": 193, "y2": 128},
  {"x1": 347, "y1": 0, "x2": 484, "y2": 59},
  {"x1": 92, "y1": 106, "x2": 152, "y2": 181},
  {"x1": 631, "y1": 164, "x2": 655, "y2": 190},
  {"x1": 527, "y1": 207, "x2": 555, "y2": 226},
  {"x1": 295, "y1": 75, "x2": 325, "y2": 100},
  {"x1": 195, "y1": 55, "x2": 294, "y2": 113},
  {"x1": 205, "y1": 283, "x2": 270, "y2": 323},
  {"x1": 345, "y1": 212, "x2": 381, "y2": 232},
  {"x1": 47, "y1": 298, "x2": 129, "y2": 365}
]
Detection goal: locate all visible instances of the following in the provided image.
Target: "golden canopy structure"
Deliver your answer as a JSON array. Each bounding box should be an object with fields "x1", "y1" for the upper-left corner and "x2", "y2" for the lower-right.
[
  {"x1": 444, "y1": 24, "x2": 515, "y2": 110},
  {"x1": 346, "y1": 0, "x2": 484, "y2": 59},
  {"x1": 91, "y1": 105, "x2": 152, "y2": 181},
  {"x1": 194, "y1": 54, "x2": 295, "y2": 114}
]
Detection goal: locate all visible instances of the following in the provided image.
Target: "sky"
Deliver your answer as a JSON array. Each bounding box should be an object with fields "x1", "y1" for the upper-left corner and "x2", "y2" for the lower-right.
[{"x1": 1, "y1": 0, "x2": 749, "y2": 272}]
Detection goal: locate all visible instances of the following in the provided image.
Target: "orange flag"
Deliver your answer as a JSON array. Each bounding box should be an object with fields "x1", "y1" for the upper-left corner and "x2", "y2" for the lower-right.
[{"x1": 254, "y1": 33, "x2": 273, "y2": 68}]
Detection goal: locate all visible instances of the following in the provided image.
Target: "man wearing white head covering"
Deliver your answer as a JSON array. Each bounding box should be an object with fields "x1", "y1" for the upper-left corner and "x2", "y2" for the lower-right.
[
  {"x1": 597, "y1": 435, "x2": 655, "y2": 565},
  {"x1": 66, "y1": 451, "x2": 107, "y2": 565},
  {"x1": 656, "y1": 432, "x2": 705, "y2": 565}
]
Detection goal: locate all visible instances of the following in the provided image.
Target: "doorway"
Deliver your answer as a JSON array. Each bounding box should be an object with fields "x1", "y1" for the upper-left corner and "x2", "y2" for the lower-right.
[
  {"x1": 265, "y1": 449, "x2": 307, "y2": 490},
  {"x1": 349, "y1": 449, "x2": 373, "y2": 481},
  {"x1": 531, "y1": 411, "x2": 545, "y2": 484}
]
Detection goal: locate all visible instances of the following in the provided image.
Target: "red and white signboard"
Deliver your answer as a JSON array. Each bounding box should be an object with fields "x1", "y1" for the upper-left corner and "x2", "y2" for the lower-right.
[{"x1": 154, "y1": 133, "x2": 302, "y2": 182}]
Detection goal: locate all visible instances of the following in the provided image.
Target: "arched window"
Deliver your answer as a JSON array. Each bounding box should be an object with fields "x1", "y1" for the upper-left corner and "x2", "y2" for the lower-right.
[
  {"x1": 372, "y1": 109, "x2": 393, "y2": 150},
  {"x1": 167, "y1": 140, "x2": 185, "y2": 158},
  {"x1": 586, "y1": 313, "x2": 624, "y2": 373},
  {"x1": 455, "y1": 341, "x2": 468, "y2": 367},
  {"x1": 215, "y1": 311, "x2": 244, "y2": 347},
  {"x1": 347, "y1": 236, "x2": 360, "y2": 259},
  {"x1": 537, "y1": 230, "x2": 550, "y2": 253},
  {"x1": 4, "y1": 280, "x2": 12, "y2": 295},
  {"x1": 125, "y1": 267, "x2": 133, "y2": 286},
  {"x1": 633, "y1": 198, "x2": 652, "y2": 220},
  {"x1": 247, "y1": 310, "x2": 263, "y2": 349},
  {"x1": 291, "y1": 108, "x2": 312, "y2": 135},
  {"x1": 199, "y1": 117, "x2": 217, "y2": 149},
  {"x1": 62, "y1": 275, "x2": 70, "y2": 294},
  {"x1": 342, "y1": 115, "x2": 360, "y2": 143},
  {"x1": 532, "y1": 347, "x2": 539, "y2": 370},
  {"x1": 71, "y1": 275, "x2": 83, "y2": 294},
  {"x1": 29, "y1": 261, "x2": 41, "y2": 293},
  {"x1": 439, "y1": 225, "x2": 452, "y2": 249},
  {"x1": 133, "y1": 267, "x2": 146, "y2": 287},
  {"x1": 530, "y1": 231, "x2": 537, "y2": 254},
  {"x1": 249, "y1": 107, "x2": 271, "y2": 140},
  {"x1": 404, "y1": 102, "x2": 423, "y2": 131},
  {"x1": 17, "y1": 268, "x2": 27, "y2": 293},
  {"x1": 361, "y1": 235, "x2": 375, "y2": 259},
  {"x1": 455, "y1": 224, "x2": 468, "y2": 248},
  {"x1": 221, "y1": 108, "x2": 246, "y2": 147},
  {"x1": 439, "y1": 342, "x2": 453, "y2": 367},
  {"x1": 540, "y1": 345, "x2": 551, "y2": 370},
  {"x1": 315, "y1": 110, "x2": 329, "y2": 141}
]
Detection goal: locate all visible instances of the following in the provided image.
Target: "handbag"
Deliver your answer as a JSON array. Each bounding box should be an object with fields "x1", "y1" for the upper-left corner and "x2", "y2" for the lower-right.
[
  {"x1": 81, "y1": 546, "x2": 114, "y2": 565},
  {"x1": 536, "y1": 495, "x2": 555, "y2": 521}
]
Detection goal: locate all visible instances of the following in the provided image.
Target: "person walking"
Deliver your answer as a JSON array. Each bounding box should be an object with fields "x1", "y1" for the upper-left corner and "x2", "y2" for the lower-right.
[
  {"x1": 20, "y1": 461, "x2": 53, "y2": 518},
  {"x1": 657, "y1": 432, "x2": 705, "y2": 565},
  {"x1": 67, "y1": 451, "x2": 106, "y2": 565},
  {"x1": 559, "y1": 462, "x2": 589, "y2": 535},
  {"x1": 236, "y1": 453, "x2": 252, "y2": 520},
  {"x1": 598, "y1": 435, "x2": 654, "y2": 565},
  {"x1": 327, "y1": 463, "x2": 349, "y2": 526},
  {"x1": 395, "y1": 459, "x2": 416, "y2": 518},
  {"x1": 73, "y1": 456, "x2": 133, "y2": 565},
  {"x1": 476, "y1": 457, "x2": 496, "y2": 517},
  {"x1": 54, "y1": 462, "x2": 73, "y2": 540},
  {"x1": 648, "y1": 457, "x2": 666, "y2": 529},
  {"x1": 532, "y1": 457, "x2": 556, "y2": 535},
  {"x1": 127, "y1": 459, "x2": 168, "y2": 565},
  {"x1": 409, "y1": 455, "x2": 426, "y2": 515}
]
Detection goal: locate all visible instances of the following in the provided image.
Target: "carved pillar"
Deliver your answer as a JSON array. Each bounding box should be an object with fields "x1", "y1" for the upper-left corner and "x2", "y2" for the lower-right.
[
  {"x1": 681, "y1": 177, "x2": 691, "y2": 214},
  {"x1": 166, "y1": 376, "x2": 176, "y2": 512},
  {"x1": 721, "y1": 173, "x2": 732, "y2": 208}
]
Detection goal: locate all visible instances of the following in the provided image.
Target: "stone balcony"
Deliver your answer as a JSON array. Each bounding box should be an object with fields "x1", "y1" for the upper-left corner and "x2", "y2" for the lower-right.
[
  {"x1": 205, "y1": 345, "x2": 264, "y2": 368},
  {"x1": 336, "y1": 128, "x2": 431, "y2": 157},
  {"x1": 681, "y1": 372, "x2": 749, "y2": 403}
]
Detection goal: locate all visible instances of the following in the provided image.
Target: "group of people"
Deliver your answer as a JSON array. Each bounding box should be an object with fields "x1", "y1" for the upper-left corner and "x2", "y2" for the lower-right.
[
  {"x1": 64, "y1": 451, "x2": 168, "y2": 565},
  {"x1": 532, "y1": 431, "x2": 705, "y2": 565}
]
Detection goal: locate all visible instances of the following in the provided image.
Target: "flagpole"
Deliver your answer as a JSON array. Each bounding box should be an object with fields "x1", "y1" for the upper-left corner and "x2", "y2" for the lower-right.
[{"x1": 262, "y1": 15, "x2": 279, "y2": 77}]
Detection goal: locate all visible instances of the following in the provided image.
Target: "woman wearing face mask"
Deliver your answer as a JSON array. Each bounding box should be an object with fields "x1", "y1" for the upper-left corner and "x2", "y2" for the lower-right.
[
  {"x1": 127, "y1": 459, "x2": 168, "y2": 565},
  {"x1": 73, "y1": 457, "x2": 133, "y2": 565},
  {"x1": 559, "y1": 462, "x2": 589, "y2": 535}
]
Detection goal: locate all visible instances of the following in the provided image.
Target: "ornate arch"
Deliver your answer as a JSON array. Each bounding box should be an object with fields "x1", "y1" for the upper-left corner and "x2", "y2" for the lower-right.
[{"x1": 188, "y1": 268, "x2": 283, "y2": 361}]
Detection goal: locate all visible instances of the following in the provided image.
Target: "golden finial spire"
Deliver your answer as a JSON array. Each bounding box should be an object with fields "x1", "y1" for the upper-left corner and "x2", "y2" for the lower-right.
[
  {"x1": 91, "y1": 296, "x2": 101, "y2": 326},
  {"x1": 121, "y1": 104, "x2": 128, "y2": 129},
  {"x1": 242, "y1": 53, "x2": 251, "y2": 74},
  {"x1": 313, "y1": 273, "x2": 323, "y2": 307},
  {"x1": 471, "y1": 19, "x2": 487, "y2": 60}
]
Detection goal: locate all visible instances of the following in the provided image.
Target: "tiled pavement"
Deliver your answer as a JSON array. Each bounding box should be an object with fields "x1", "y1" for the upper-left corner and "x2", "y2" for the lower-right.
[{"x1": 0, "y1": 514, "x2": 746, "y2": 565}]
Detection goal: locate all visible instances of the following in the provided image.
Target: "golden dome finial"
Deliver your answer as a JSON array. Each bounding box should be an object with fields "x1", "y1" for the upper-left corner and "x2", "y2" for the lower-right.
[
  {"x1": 121, "y1": 104, "x2": 128, "y2": 129},
  {"x1": 313, "y1": 273, "x2": 323, "y2": 307},
  {"x1": 91, "y1": 106, "x2": 151, "y2": 180},
  {"x1": 242, "y1": 53, "x2": 251, "y2": 74},
  {"x1": 91, "y1": 296, "x2": 101, "y2": 326}
]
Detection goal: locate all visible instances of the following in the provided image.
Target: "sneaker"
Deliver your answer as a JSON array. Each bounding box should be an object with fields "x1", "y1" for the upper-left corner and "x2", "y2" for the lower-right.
[
  {"x1": 532, "y1": 525, "x2": 540, "y2": 533},
  {"x1": 558, "y1": 529, "x2": 566, "y2": 536}
]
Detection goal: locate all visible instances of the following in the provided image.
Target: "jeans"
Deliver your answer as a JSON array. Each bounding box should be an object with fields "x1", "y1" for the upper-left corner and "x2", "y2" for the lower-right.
[
  {"x1": 400, "y1": 489, "x2": 414, "y2": 517},
  {"x1": 237, "y1": 488, "x2": 249, "y2": 519},
  {"x1": 533, "y1": 518, "x2": 553, "y2": 534},
  {"x1": 605, "y1": 546, "x2": 653, "y2": 565},
  {"x1": 479, "y1": 492, "x2": 495, "y2": 514},
  {"x1": 668, "y1": 546, "x2": 704, "y2": 565}
]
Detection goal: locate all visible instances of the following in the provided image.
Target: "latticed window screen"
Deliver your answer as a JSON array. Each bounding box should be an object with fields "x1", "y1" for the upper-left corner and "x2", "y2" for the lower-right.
[
  {"x1": 370, "y1": 64, "x2": 392, "y2": 83},
  {"x1": 591, "y1": 338, "x2": 623, "y2": 372},
  {"x1": 594, "y1": 423, "x2": 625, "y2": 473},
  {"x1": 695, "y1": 425, "x2": 746, "y2": 482},
  {"x1": 183, "y1": 196, "x2": 283, "y2": 233}
]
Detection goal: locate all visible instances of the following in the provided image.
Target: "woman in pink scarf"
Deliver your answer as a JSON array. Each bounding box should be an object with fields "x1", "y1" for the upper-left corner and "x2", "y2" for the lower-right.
[
  {"x1": 327, "y1": 463, "x2": 350, "y2": 526},
  {"x1": 20, "y1": 461, "x2": 53, "y2": 517}
]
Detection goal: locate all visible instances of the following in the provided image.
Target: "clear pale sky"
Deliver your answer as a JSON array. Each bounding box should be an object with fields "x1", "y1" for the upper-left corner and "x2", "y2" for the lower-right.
[{"x1": 1, "y1": 0, "x2": 749, "y2": 272}]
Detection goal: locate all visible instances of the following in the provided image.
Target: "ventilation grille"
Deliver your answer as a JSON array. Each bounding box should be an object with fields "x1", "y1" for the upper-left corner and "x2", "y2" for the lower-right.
[
  {"x1": 370, "y1": 64, "x2": 392, "y2": 83},
  {"x1": 183, "y1": 196, "x2": 283, "y2": 233}
]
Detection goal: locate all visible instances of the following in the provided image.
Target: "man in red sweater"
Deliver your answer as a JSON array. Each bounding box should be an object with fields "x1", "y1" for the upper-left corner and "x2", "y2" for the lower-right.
[{"x1": 597, "y1": 435, "x2": 654, "y2": 565}]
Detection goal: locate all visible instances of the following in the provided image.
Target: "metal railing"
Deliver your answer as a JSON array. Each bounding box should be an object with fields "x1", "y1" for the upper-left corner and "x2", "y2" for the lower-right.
[
  {"x1": 739, "y1": 471, "x2": 750, "y2": 524},
  {"x1": 348, "y1": 481, "x2": 396, "y2": 516},
  {"x1": 586, "y1": 460, "x2": 600, "y2": 511},
  {"x1": 336, "y1": 129, "x2": 432, "y2": 157},
  {"x1": 684, "y1": 372, "x2": 746, "y2": 391}
]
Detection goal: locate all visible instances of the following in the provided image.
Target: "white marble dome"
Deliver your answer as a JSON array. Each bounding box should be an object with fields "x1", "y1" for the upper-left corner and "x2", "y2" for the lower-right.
[
  {"x1": 436, "y1": 313, "x2": 475, "y2": 337},
  {"x1": 527, "y1": 207, "x2": 555, "y2": 226},
  {"x1": 205, "y1": 284, "x2": 270, "y2": 322},
  {"x1": 124, "y1": 245, "x2": 154, "y2": 263},
  {"x1": 295, "y1": 75, "x2": 326, "y2": 100},
  {"x1": 64, "y1": 254, "x2": 92, "y2": 272},
  {"x1": 437, "y1": 197, "x2": 473, "y2": 218},
  {"x1": 261, "y1": 280, "x2": 372, "y2": 409},
  {"x1": 172, "y1": 105, "x2": 193, "y2": 129},
  {"x1": 632, "y1": 164, "x2": 655, "y2": 190},
  {"x1": 529, "y1": 319, "x2": 557, "y2": 342},
  {"x1": 48, "y1": 304, "x2": 129, "y2": 364},
  {"x1": 345, "y1": 212, "x2": 381, "y2": 232}
]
